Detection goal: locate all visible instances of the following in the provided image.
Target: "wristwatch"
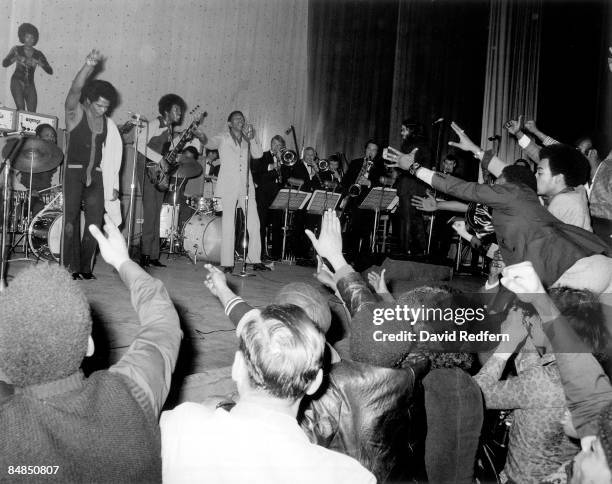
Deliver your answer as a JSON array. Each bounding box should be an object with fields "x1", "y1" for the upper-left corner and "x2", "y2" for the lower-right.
[{"x1": 409, "y1": 162, "x2": 421, "y2": 176}]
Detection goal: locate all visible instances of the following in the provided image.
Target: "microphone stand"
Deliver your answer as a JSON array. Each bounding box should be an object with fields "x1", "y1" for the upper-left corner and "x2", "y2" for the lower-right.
[
  {"x1": 126, "y1": 115, "x2": 145, "y2": 257},
  {"x1": 0, "y1": 133, "x2": 27, "y2": 291},
  {"x1": 234, "y1": 131, "x2": 255, "y2": 278}
]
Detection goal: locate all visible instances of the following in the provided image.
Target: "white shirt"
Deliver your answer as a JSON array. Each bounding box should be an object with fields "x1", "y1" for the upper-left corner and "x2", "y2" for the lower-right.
[{"x1": 161, "y1": 401, "x2": 375, "y2": 484}]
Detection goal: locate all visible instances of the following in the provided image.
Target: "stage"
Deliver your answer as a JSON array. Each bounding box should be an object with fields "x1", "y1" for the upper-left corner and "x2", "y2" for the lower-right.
[{"x1": 3, "y1": 254, "x2": 485, "y2": 408}]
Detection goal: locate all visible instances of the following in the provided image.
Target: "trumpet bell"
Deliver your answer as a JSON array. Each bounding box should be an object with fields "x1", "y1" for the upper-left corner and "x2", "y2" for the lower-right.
[
  {"x1": 280, "y1": 148, "x2": 298, "y2": 166},
  {"x1": 317, "y1": 159, "x2": 330, "y2": 171}
]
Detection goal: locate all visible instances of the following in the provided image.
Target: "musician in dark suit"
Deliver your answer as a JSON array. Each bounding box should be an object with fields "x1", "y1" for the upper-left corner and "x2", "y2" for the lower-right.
[
  {"x1": 342, "y1": 140, "x2": 386, "y2": 259},
  {"x1": 252, "y1": 135, "x2": 286, "y2": 260}
]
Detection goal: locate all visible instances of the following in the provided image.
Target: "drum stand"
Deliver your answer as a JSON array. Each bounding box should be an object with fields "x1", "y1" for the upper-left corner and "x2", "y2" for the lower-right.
[
  {"x1": 0, "y1": 134, "x2": 27, "y2": 290},
  {"x1": 166, "y1": 176, "x2": 185, "y2": 257},
  {"x1": 8, "y1": 160, "x2": 37, "y2": 263}
]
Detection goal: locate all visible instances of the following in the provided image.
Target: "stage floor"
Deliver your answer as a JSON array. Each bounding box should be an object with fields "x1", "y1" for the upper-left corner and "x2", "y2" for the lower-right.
[{"x1": 4, "y1": 253, "x2": 485, "y2": 406}]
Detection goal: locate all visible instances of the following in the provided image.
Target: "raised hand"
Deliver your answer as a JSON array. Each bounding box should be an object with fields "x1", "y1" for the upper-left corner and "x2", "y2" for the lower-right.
[
  {"x1": 503, "y1": 119, "x2": 521, "y2": 136},
  {"x1": 499, "y1": 261, "x2": 546, "y2": 303},
  {"x1": 524, "y1": 120, "x2": 539, "y2": 133},
  {"x1": 85, "y1": 49, "x2": 103, "y2": 66},
  {"x1": 88, "y1": 214, "x2": 130, "y2": 270},
  {"x1": 411, "y1": 194, "x2": 437, "y2": 212},
  {"x1": 367, "y1": 268, "x2": 390, "y2": 295},
  {"x1": 305, "y1": 209, "x2": 344, "y2": 267},
  {"x1": 383, "y1": 146, "x2": 419, "y2": 170},
  {"x1": 203, "y1": 263, "x2": 229, "y2": 298},
  {"x1": 243, "y1": 123, "x2": 255, "y2": 140},
  {"x1": 448, "y1": 122, "x2": 480, "y2": 154}
]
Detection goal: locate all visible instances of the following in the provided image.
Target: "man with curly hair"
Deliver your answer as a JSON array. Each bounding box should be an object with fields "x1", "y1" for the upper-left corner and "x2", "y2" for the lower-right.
[{"x1": 63, "y1": 49, "x2": 122, "y2": 280}]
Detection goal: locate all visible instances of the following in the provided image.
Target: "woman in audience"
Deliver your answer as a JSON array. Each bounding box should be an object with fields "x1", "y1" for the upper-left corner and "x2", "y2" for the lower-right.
[{"x1": 473, "y1": 304, "x2": 580, "y2": 483}]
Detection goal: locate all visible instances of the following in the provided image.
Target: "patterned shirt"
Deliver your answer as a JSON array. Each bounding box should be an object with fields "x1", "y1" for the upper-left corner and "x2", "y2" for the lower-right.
[{"x1": 474, "y1": 344, "x2": 580, "y2": 483}]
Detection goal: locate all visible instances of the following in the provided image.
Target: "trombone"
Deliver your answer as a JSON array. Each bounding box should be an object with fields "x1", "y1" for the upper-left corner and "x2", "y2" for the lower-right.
[{"x1": 279, "y1": 148, "x2": 297, "y2": 166}]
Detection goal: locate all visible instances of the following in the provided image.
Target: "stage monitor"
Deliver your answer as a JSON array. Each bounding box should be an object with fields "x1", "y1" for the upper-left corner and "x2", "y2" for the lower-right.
[{"x1": 17, "y1": 111, "x2": 58, "y2": 134}]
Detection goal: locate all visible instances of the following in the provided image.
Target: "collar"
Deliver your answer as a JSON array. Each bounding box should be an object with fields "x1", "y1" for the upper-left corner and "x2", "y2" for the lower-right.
[
  {"x1": 14, "y1": 371, "x2": 85, "y2": 399},
  {"x1": 229, "y1": 128, "x2": 243, "y2": 147},
  {"x1": 230, "y1": 400, "x2": 308, "y2": 442}
]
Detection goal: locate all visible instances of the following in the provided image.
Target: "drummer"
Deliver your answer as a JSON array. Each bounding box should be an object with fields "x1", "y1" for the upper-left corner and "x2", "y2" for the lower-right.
[{"x1": 17, "y1": 124, "x2": 61, "y2": 215}]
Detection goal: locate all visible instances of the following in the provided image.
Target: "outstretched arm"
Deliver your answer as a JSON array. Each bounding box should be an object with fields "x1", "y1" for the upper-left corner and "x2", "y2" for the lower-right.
[{"x1": 65, "y1": 50, "x2": 101, "y2": 127}]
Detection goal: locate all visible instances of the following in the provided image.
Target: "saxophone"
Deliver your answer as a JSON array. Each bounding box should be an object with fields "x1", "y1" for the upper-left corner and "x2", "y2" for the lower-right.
[
  {"x1": 348, "y1": 155, "x2": 373, "y2": 197},
  {"x1": 147, "y1": 110, "x2": 207, "y2": 192}
]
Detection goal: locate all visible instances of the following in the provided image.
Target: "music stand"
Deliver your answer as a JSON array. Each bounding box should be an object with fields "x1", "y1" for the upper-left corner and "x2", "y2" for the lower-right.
[
  {"x1": 270, "y1": 188, "x2": 310, "y2": 261},
  {"x1": 358, "y1": 187, "x2": 397, "y2": 252},
  {"x1": 306, "y1": 190, "x2": 341, "y2": 215}
]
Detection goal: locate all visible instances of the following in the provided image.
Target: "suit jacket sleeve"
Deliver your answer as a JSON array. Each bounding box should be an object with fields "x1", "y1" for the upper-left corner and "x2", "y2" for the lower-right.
[{"x1": 429, "y1": 172, "x2": 517, "y2": 209}]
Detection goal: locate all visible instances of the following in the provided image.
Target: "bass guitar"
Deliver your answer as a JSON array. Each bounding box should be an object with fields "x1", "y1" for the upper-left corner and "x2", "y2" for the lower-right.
[{"x1": 147, "y1": 108, "x2": 207, "y2": 192}]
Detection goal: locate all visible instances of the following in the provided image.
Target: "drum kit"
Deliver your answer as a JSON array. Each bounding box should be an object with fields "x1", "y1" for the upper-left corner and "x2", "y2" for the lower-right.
[
  {"x1": 160, "y1": 166, "x2": 223, "y2": 264},
  {"x1": 1, "y1": 136, "x2": 64, "y2": 269}
]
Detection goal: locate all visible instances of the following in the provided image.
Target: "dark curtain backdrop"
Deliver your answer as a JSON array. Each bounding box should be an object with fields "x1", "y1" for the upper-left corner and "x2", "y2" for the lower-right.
[
  {"x1": 389, "y1": 0, "x2": 490, "y2": 178},
  {"x1": 306, "y1": 0, "x2": 399, "y2": 160},
  {"x1": 537, "y1": 0, "x2": 607, "y2": 151}
]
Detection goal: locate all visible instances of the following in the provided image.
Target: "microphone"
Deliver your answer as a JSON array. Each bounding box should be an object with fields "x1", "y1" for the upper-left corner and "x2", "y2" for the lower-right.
[
  {"x1": 488, "y1": 135, "x2": 501, "y2": 141},
  {"x1": 285, "y1": 125, "x2": 293, "y2": 135},
  {"x1": 432, "y1": 118, "x2": 444, "y2": 125}
]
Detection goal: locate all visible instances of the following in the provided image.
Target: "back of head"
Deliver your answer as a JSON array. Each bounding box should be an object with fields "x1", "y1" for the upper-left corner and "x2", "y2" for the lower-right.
[
  {"x1": 274, "y1": 282, "x2": 332, "y2": 334},
  {"x1": 540, "y1": 143, "x2": 591, "y2": 187},
  {"x1": 501, "y1": 164, "x2": 537, "y2": 192},
  {"x1": 238, "y1": 304, "x2": 325, "y2": 401},
  {"x1": 0, "y1": 264, "x2": 91, "y2": 386},
  {"x1": 549, "y1": 286, "x2": 608, "y2": 353}
]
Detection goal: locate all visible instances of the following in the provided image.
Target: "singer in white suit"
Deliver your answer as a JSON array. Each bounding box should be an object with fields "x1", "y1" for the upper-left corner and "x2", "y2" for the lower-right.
[{"x1": 205, "y1": 111, "x2": 269, "y2": 272}]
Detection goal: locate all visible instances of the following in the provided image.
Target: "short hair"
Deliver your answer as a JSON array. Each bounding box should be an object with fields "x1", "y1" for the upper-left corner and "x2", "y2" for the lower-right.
[
  {"x1": 35, "y1": 123, "x2": 56, "y2": 139},
  {"x1": 0, "y1": 264, "x2": 92, "y2": 386},
  {"x1": 158, "y1": 94, "x2": 186, "y2": 116},
  {"x1": 444, "y1": 154, "x2": 458, "y2": 164},
  {"x1": 364, "y1": 138, "x2": 379, "y2": 150},
  {"x1": 227, "y1": 110, "x2": 244, "y2": 122},
  {"x1": 271, "y1": 135, "x2": 286, "y2": 146},
  {"x1": 238, "y1": 304, "x2": 325, "y2": 400},
  {"x1": 82, "y1": 80, "x2": 118, "y2": 109},
  {"x1": 303, "y1": 146, "x2": 317, "y2": 157},
  {"x1": 540, "y1": 144, "x2": 591, "y2": 187},
  {"x1": 500, "y1": 164, "x2": 537, "y2": 192},
  {"x1": 274, "y1": 283, "x2": 332, "y2": 334},
  {"x1": 181, "y1": 146, "x2": 199, "y2": 160},
  {"x1": 18, "y1": 23, "x2": 39, "y2": 45},
  {"x1": 549, "y1": 287, "x2": 609, "y2": 354}
]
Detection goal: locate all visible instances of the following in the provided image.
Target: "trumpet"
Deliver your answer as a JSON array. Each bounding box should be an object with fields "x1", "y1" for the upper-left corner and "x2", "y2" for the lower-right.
[
  {"x1": 317, "y1": 159, "x2": 330, "y2": 171},
  {"x1": 280, "y1": 148, "x2": 298, "y2": 166}
]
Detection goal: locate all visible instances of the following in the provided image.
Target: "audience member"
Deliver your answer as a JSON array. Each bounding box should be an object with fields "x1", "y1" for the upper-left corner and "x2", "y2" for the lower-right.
[
  {"x1": 0, "y1": 214, "x2": 182, "y2": 482},
  {"x1": 160, "y1": 304, "x2": 375, "y2": 484}
]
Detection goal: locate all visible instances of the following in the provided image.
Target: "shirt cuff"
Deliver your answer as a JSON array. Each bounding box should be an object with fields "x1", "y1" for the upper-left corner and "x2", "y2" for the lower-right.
[
  {"x1": 518, "y1": 134, "x2": 531, "y2": 149},
  {"x1": 415, "y1": 167, "x2": 434, "y2": 185}
]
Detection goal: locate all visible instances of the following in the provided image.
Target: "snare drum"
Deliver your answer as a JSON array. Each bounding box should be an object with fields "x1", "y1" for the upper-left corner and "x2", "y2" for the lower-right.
[
  {"x1": 182, "y1": 213, "x2": 222, "y2": 263},
  {"x1": 160, "y1": 203, "x2": 180, "y2": 238}
]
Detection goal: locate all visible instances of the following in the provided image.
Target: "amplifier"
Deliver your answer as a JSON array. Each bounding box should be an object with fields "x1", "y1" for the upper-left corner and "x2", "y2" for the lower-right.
[
  {"x1": 0, "y1": 106, "x2": 17, "y2": 131},
  {"x1": 17, "y1": 111, "x2": 58, "y2": 134}
]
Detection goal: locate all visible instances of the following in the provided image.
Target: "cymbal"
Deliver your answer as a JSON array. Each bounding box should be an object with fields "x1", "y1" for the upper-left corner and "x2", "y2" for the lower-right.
[
  {"x1": 174, "y1": 160, "x2": 203, "y2": 179},
  {"x1": 2, "y1": 137, "x2": 63, "y2": 173}
]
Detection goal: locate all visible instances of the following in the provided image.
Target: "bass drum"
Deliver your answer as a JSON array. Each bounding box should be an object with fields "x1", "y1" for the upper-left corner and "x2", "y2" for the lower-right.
[
  {"x1": 183, "y1": 213, "x2": 222, "y2": 264},
  {"x1": 29, "y1": 210, "x2": 63, "y2": 262},
  {"x1": 28, "y1": 210, "x2": 85, "y2": 262}
]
